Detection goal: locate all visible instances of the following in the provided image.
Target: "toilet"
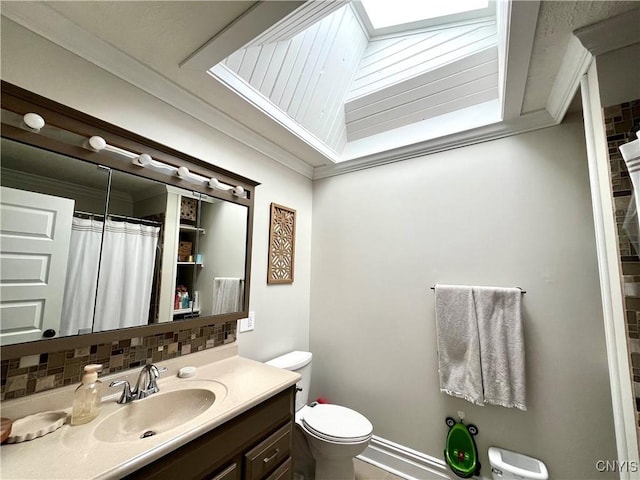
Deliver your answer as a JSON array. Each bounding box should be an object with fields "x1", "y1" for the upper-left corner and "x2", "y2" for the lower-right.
[{"x1": 266, "y1": 351, "x2": 373, "y2": 480}]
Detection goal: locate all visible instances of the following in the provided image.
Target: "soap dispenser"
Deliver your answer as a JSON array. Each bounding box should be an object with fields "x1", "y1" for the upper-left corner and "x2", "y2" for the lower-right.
[{"x1": 71, "y1": 364, "x2": 103, "y2": 426}]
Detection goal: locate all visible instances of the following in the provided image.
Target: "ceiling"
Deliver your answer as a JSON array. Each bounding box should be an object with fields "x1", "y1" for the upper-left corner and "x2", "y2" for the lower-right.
[{"x1": 2, "y1": 1, "x2": 639, "y2": 179}]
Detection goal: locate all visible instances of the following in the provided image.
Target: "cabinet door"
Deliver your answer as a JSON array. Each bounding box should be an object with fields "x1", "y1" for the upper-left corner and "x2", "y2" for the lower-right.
[{"x1": 208, "y1": 462, "x2": 239, "y2": 480}]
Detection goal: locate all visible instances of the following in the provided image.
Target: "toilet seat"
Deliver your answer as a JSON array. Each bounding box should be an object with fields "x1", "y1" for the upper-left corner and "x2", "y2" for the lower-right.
[{"x1": 301, "y1": 404, "x2": 373, "y2": 444}]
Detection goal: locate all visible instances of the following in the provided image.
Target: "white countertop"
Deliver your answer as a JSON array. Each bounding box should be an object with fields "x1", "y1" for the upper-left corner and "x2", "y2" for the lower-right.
[{"x1": 0, "y1": 345, "x2": 300, "y2": 479}]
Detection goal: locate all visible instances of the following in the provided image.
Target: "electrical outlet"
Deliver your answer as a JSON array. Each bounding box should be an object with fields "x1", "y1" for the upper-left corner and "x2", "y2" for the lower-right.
[{"x1": 239, "y1": 310, "x2": 255, "y2": 333}]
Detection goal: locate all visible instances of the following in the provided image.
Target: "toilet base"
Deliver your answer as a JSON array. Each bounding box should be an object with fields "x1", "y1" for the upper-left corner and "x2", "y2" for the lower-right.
[
  {"x1": 315, "y1": 457, "x2": 355, "y2": 480},
  {"x1": 303, "y1": 426, "x2": 369, "y2": 480},
  {"x1": 293, "y1": 425, "x2": 316, "y2": 480}
]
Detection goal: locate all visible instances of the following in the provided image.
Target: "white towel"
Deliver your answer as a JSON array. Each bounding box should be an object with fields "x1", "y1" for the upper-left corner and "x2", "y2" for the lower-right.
[
  {"x1": 213, "y1": 277, "x2": 242, "y2": 315},
  {"x1": 435, "y1": 285, "x2": 484, "y2": 406},
  {"x1": 435, "y1": 284, "x2": 526, "y2": 411},
  {"x1": 474, "y1": 286, "x2": 526, "y2": 411}
]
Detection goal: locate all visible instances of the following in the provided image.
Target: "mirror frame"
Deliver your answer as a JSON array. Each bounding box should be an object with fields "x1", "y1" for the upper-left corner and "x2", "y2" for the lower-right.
[{"x1": 1, "y1": 81, "x2": 259, "y2": 357}]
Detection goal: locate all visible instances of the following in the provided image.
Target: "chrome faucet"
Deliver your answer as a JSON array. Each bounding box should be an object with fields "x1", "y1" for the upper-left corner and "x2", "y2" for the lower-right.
[
  {"x1": 109, "y1": 364, "x2": 168, "y2": 404},
  {"x1": 135, "y1": 364, "x2": 167, "y2": 399}
]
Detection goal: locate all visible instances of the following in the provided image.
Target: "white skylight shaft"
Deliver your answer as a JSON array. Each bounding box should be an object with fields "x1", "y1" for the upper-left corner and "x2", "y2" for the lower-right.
[{"x1": 360, "y1": 0, "x2": 490, "y2": 29}]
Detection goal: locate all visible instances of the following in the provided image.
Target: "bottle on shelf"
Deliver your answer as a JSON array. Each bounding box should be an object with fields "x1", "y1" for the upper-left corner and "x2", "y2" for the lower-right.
[
  {"x1": 182, "y1": 291, "x2": 190, "y2": 309},
  {"x1": 175, "y1": 285, "x2": 189, "y2": 312}
]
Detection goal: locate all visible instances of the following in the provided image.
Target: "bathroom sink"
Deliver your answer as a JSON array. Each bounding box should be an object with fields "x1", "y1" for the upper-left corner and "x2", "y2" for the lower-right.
[{"x1": 94, "y1": 381, "x2": 226, "y2": 443}]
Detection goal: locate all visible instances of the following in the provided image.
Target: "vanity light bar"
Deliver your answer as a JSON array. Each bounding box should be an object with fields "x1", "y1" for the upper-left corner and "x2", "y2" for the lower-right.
[
  {"x1": 178, "y1": 167, "x2": 246, "y2": 197},
  {"x1": 177, "y1": 166, "x2": 206, "y2": 182},
  {"x1": 22, "y1": 112, "x2": 45, "y2": 132},
  {"x1": 134, "y1": 153, "x2": 178, "y2": 174},
  {"x1": 82, "y1": 134, "x2": 246, "y2": 196}
]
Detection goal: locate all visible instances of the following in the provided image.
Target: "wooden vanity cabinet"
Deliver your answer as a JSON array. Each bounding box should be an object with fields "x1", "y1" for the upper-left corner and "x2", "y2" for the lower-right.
[{"x1": 124, "y1": 386, "x2": 295, "y2": 480}]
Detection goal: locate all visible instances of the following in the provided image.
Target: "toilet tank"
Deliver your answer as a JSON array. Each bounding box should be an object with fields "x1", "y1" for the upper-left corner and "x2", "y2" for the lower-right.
[{"x1": 265, "y1": 351, "x2": 312, "y2": 412}]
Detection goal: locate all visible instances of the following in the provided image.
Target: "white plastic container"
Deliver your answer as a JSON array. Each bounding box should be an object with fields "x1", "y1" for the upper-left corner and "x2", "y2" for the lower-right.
[{"x1": 488, "y1": 447, "x2": 548, "y2": 480}]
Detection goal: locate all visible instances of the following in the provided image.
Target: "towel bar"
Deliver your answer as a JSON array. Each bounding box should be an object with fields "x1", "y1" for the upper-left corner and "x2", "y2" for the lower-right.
[{"x1": 430, "y1": 286, "x2": 526, "y2": 294}]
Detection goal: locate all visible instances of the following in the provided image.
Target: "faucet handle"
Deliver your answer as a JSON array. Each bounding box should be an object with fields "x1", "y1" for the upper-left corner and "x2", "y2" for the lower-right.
[
  {"x1": 147, "y1": 365, "x2": 168, "y2": 393},
  {"x1": 135, "y1": 364, "x2": 168, "y2": 399},
  {"x1": 110, "y1": 380, "x2": 135, "y2": 404}
]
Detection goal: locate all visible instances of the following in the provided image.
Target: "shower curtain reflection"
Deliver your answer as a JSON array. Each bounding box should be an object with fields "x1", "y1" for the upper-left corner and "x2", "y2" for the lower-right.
[
  {"x1": 94, "y1": 219, "x2": 160, "y2": 332},
  {"x1": 61, "y1": 215, "x2": 161, "y2": 335},
  {"x1": 60, "y1": 217, "x2": 102, "y2": 336}
]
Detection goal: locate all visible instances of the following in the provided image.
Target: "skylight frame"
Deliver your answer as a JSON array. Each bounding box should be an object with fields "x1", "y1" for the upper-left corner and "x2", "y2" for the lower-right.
[
  {"x1": 352, "y1": 0, "x2": 496, "y2": 37},
  {"x1": 206, "y1": 0, "x2": 522, "y2": 169}
]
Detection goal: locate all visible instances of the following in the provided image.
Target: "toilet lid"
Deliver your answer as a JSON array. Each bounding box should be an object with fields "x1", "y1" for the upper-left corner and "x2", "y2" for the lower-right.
[{"x1": 301, "y1": 404, "x2": 373, "y2": 443}]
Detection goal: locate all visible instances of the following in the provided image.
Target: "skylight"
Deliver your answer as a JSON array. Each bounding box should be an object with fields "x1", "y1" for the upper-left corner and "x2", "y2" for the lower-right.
[
  {"x1": 209, "y1": 0, "x2": 505, "y2": 165},
  {"x1": 360, "y1": 0, "x2": 490, "y2": 29}
]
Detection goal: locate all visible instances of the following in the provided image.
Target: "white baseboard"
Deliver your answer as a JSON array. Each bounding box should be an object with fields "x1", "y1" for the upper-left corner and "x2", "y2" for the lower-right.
[{"x1": 358, "y1": 435, "x2": 491, "y2": 480}]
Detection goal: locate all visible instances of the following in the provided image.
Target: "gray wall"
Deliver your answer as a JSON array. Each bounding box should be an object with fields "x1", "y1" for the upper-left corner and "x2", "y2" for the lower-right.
[{"x1": 310, "y1": 114, "x2": 617, "y2": 479}]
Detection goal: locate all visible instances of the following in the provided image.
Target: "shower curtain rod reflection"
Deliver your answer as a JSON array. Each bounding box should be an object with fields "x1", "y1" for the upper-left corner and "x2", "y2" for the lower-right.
[
  {"x1": 429, "y1": 285, "x2": 526, "y2": 294},
  {"x1": 74, "y1": 210, "x2": 162, "y2": 227}
]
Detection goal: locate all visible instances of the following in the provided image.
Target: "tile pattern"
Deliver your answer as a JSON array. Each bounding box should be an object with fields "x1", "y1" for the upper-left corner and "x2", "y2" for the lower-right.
[
  {"x1": 606, "y1": 101, "x2": 640, "y2": 198},
  {"x1": 603, "y1": 99, "x2": 640, "y2": 428},
  {"x1": 1, "y1": 321, "x2": 236, "y2": 401}
]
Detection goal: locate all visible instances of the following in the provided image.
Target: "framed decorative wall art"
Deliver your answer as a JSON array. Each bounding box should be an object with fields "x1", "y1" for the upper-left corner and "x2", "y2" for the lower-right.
[{"x1": 268, "y1": 203, "x2": 296, "y2": 284}]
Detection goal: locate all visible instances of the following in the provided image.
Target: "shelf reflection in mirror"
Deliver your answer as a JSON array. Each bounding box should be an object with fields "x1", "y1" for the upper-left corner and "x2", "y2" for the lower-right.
[{"x1": 192, "y1": 193, "x2": 248, "y2": 319}]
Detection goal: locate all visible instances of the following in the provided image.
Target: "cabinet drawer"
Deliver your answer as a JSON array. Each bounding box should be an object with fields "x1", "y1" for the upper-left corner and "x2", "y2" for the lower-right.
[
  {"x1": 244, "y1": 423, "x2": 291, "y2": 480},
  {"x1": 265, "y1": 457, "x2": 292, "y2": 480},
  {"x1": 208, "y1": 463, "x2": 239, "y2": 480}
]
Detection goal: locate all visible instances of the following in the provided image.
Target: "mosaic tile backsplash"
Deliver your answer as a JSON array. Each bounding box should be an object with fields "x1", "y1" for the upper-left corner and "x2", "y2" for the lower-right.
[
  {"x1": 603, "y1": 99, "x2": 640, "y2": 426},
  {"x1": 1, "y1": 321, "x2": 236, "y2": 401}
]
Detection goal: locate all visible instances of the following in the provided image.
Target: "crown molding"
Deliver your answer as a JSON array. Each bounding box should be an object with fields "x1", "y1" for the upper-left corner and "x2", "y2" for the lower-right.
[
  {"x1": 545, "y1": 7, "x2": 640, "y2": 125},
  {"x1": 546, "y1": 36, "x2": 592, "y2": 123},
  {"x1": 313, "y1": 109, "x2": 555, "y2": 179},
  {"x1": 1, "y1": 2, "x2": 316, "y2": 180},
  {"x1": 2, "y1": 168, "x2": 131, "y2": 204},
  {"x1": 574, "y1": 7, "x2": 640, "y2": 57}
]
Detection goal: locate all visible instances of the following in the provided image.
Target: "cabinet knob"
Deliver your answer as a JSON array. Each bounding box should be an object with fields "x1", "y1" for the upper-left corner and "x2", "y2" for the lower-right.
[{"x1": 43, "y1": 329, "x2": 56, "y2": 338}]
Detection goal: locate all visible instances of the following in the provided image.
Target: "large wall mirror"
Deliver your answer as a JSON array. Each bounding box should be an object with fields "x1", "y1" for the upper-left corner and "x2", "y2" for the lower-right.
[{"x1": 0, "y1": 82, "x2": 257, "y2": 353}]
